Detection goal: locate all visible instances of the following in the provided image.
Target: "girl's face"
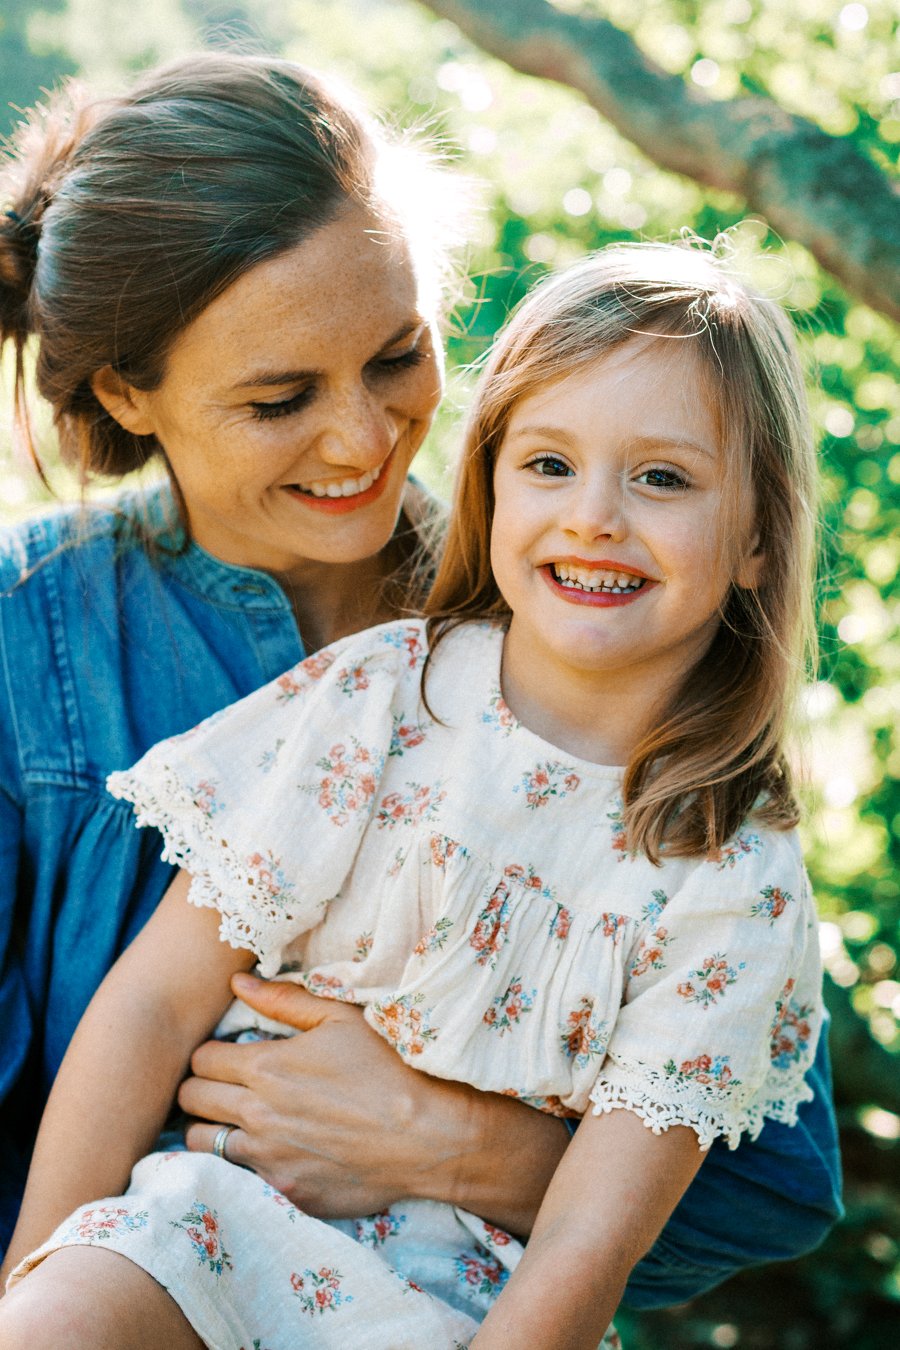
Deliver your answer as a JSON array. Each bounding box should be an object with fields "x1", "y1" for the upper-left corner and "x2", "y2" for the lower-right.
[
  {"x1": 96, "y1": 205, "x2": 443, "y2": 579},
  {"x1": 491, "y1": 336, "x2": 762, "y2": 709}
]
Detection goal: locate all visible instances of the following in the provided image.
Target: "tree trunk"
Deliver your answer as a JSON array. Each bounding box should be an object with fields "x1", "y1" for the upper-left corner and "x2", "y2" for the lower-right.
[{"x1": 418, "y1": 0, "x2": 900, "y2": 322}]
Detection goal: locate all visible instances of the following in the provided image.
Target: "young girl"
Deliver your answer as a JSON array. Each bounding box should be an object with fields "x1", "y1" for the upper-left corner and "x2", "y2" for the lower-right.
[{"x1": 0, "y1": 242, "x2": 823, "y2": 1350}]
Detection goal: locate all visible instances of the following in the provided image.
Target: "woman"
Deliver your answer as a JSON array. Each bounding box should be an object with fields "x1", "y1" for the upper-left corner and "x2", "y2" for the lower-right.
[{"x1": 0, "y1": 51, "x2": 840, "y2": 1323}]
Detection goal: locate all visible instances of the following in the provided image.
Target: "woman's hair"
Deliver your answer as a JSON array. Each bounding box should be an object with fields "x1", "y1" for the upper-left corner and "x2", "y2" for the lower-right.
[
  {"x1": 425, "y1": 241, "x2": 819, "y2": 861},
  {"x1": 0, "y1": 52, "x2": 455, "y2": 482}
]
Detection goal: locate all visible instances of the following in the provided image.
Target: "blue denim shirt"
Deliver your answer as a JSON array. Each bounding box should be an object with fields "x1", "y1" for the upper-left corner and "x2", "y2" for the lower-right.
[{"x1": 0, "y1": 484, "x2": 842, "y2": 1304}]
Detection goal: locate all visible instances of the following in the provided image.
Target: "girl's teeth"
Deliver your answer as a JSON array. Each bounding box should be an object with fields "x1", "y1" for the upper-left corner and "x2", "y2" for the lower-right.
[
  {"x1": 553, "y1": 564, "x2": 644, "y2": 593},
  {"x1": 297, "y1": 465, "x2": 380, "y2": 499}
]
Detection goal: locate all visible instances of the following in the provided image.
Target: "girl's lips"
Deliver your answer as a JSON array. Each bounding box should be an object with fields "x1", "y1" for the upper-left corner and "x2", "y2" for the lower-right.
[
  {"x1": 539, "y1": 564, "x2": 655, "y2": 607},
  {"x1": 281, "y1": 452, "x2": 394, "y2": 515}
]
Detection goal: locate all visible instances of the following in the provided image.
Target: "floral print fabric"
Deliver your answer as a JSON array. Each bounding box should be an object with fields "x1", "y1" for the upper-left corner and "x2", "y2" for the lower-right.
[{"x1": 13, "y1": 619, "x2": 822, "y2": 1347}]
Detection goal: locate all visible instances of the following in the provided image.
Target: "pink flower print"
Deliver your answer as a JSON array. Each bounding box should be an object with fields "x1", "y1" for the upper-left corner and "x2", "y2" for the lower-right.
[
  {"x1": 312, "y1": 737, "x2": 384, "y2": 827},
  {"x1": 591, "y1": 912, "x2": 628, "y2": 945},
  {"x1": 770, "y1": 979, "x2": 814, "y2": 1068},
  {"x1": 370, "y1": 993, "x2": 439, "y2": 1057},
  {"x1": 389, "y1": 712, "x2": 428, "y2": 757},
  {"x1": 664, "y1": 1053, "x2": 739, "y2": 1092},
  {"x1": 376, "y1": 781, "x2": 446, "y2": 829},
  {"x1": 290, "y1": 1266, "x2": 353, "y2": 1316},
  {"x1": 751, "y1": 884, "x2": 795, "y2": 925},
  {"x1": 353, "y1": 1209, "x2": 406, "y2": 1247},
  {"x1": 469, "y1": 879, "x2": 513, "y2": 969},
  {"x1": 63, "y1": 1206, "x2": 148, "y2": 1243},
  {"x1": 276, "y1": 651, "x2": 335, "y2": 701},
  {"x1": 713, "y1": 832, "x2": 763, "y2": 869},
  {"x1": 503, "y1": 862, "x2": 556, "y2": 902},
  {"x1": 500, "y1": 1088, "x2": 579, "y2": 1117},
  {"x1": 430, "y1": 835, "x2": 467, "y2": 869},
  {"x1": 170, "y1": 1201, "x2": 232, "y2": 1277},
  {"x1": 676, "y1": 953, "x2": 745, "y2": 1009},
  {"x1": 481, "y1": 1222, "x2": 513, "y2": 1248},
  {"x1": 336, "y1": 663, "x2": 370, "y2": 695},
  {"x1": 352, "y1": 931, "x2": 373, "y2": 963},
  {"x1": 301, "y1": 971, "x2": 356, "y2": 1002},
  {"x1": 414, "y1": 915, "x2": 454, "y2": 956},
  {"x1": 482, "y1": 686, "x2": 516, "y2": 736},
  {"x1": 549, "y1": 904, "x2": 572, "y2": 941},
  {"x1": 381, "y1": 623, "x2": 425, "y2": 668},
  {"x1": 629, "y1": 926, "x2": 672, "y2": 978},
  {"x1": 559, "y1": 997, "x2": 609, "y2": 1067},
  {"x1": 190, "y1": 779, "x2": 222, "y2": 820},
  {"x1": 261, "y1": 1184, "x2": 297, "y2": 1222},
  {"x1": 454, "y1": 1245, "x2": 509, "y2": 1300},
  {"x1": 513, "y1": 761, "x2": 581, "y2": 810},
  {"x1": 244, "y1": 850, "x2": 297, "y2": 911},
  {"x1": 606, "y1": 802, "x2": 637, "y2": 860},
  {"x1": 483, "y1": 977, "x2": 536, "y2": 1035}
]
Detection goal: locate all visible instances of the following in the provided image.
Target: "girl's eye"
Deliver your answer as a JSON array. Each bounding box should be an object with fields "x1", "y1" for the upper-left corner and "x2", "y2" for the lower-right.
[
  {"x1": 250, "y1": 387, "x2": 315, "y2": 422},
  {"x1": 636, "y1": 466, "x2": 689, "y2": 490},
  {"x1": 525, "y1": 454, "x2": 573, "y2": 478}
]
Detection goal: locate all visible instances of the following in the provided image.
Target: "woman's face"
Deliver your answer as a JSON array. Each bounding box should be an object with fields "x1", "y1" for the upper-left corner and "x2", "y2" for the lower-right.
[{"x1": 103, "y1": 205, "x2": 444, "y2": 577}]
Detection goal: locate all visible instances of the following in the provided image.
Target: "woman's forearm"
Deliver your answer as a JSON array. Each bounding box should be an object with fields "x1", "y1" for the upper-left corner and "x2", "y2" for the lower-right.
[
  {"x1": 403, "y1": 1075, "x2": 572, "y2": 1237},
  {"x1": 178, "y1": 974, "x2": 571, "y2": 1236}
]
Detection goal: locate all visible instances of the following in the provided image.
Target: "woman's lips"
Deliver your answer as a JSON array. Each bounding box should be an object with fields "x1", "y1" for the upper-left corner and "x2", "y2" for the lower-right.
[
  {"x1": 282, "y1": 452, "x2": 394, "y2": 515},
  {"x1": 540, "y1": 563, "x2": 655, "y2": 607}
]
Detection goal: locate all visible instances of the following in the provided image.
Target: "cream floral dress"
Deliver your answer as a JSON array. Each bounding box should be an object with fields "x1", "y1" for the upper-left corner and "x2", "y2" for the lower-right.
[{"x1": 11, "y1": 620, "x2": 823, "y2": 1350}]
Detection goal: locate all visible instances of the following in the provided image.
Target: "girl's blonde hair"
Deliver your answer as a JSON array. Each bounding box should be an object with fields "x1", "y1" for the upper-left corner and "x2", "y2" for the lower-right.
[{"x1": 426, "y1": 242, "x2": 818, "y2": 861}]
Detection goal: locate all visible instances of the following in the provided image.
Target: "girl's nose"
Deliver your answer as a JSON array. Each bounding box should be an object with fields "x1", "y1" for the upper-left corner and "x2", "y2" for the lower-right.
[{"x1": 562, "y1": 477, "x2": 627, "y2": 542}]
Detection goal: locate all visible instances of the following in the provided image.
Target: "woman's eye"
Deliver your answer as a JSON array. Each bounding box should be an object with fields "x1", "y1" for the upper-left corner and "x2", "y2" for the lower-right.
[
  {"x1": 526, "y1": 454, "x2": 573, "y2": 478},
  {"x1": 372, "y1": 346, "x2": 427, "y2": 376},
  {"x1": 636, "y1": 467, "x2": 689, "y2": 490},
  {"x1": 250, "y1": 387, "x2": 314, "y2": 421}
]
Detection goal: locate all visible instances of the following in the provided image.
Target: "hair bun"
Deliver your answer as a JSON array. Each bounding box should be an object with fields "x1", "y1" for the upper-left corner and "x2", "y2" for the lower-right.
[{"x1": 0, "y1": 83, "x2": 97, "y2": 342}]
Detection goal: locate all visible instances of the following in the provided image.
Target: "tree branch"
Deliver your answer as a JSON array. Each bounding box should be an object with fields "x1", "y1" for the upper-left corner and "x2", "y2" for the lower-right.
[{"x1": 418, "y1": 0, "x2": 900, "y2": 321}]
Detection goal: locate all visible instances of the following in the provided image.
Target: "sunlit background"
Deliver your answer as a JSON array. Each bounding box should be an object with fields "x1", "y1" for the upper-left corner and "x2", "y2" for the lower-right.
[{"x1": 1, "y1": 2, "x2": 898, "y2": 1345}]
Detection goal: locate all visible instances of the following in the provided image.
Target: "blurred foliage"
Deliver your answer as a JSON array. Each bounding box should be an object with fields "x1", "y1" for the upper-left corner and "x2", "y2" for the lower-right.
[{"x1": 1, "y1": 0, "x2": 898, "y2": 1344}]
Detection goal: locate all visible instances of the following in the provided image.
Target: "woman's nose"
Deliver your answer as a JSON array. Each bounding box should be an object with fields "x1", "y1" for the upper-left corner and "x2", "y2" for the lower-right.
[{"x1": 316, "y1": 387, "x2": 398, "y2": 470}]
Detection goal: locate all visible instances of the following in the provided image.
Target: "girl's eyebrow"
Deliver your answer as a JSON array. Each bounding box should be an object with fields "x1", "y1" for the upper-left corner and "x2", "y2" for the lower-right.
[
  {"x1": 232, "y1": 320, "x2": 427, "y2": 391},
  {"x1": 508, "y1": 426, "x2": 717, "y2": 461}
]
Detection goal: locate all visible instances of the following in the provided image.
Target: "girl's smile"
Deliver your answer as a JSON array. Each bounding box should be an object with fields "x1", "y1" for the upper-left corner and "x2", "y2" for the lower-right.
[
  {"x1": 541, "y1": 557, "x2": 655, "y2": 606},
  {"x1": 491, "y1": 335, "x2": 762, "y2": 762}
]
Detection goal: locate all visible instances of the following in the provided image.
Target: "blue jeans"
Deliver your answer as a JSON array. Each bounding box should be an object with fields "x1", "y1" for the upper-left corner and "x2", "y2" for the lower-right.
[{"x1": 622, "y1": 1017, "x2": 842, "y2": 1308}]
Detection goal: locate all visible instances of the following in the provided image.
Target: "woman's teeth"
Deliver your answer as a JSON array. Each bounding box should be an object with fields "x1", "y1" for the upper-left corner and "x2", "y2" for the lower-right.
[
  {"x1": 294, "y1": 462, "x2": 385, "y2": 498},
  {"x1": 552, "y1": 563, "x2": 645, "y2": 594}
]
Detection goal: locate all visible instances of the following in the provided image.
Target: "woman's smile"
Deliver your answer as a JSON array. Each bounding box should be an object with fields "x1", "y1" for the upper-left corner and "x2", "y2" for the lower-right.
[{"x1": 282, "y1": 449, "x2": 394, "y2": 513}]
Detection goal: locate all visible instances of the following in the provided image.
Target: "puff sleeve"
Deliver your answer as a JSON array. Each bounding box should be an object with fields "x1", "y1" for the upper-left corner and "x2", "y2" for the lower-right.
[
  {"x1": 107, "y1": 623, "x2": 425, "y2": 976},
  {"x1": 589, "y1": 829, "x2": 823, "y2": 1150}
]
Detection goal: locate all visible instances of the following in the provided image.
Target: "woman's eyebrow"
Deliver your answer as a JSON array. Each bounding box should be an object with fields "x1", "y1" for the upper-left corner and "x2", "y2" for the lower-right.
[{"x1": 233, "y1": 320, "x2": 428, "y2": 391}]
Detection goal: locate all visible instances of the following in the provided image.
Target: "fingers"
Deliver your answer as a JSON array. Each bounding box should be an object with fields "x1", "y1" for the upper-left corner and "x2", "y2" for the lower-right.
[
  {"x1": 230, "y1": 973, "x2": 359, "y2": 1030},
  {"x1": 188, "y1": 1037, "x2": 257, "y2": 1085},
  {"x1": 183, "y1": 1119, "x2": 247, "y2": 1168},
  {"x1": 177, "y1": 1072, "x2": 249, "y2": 1124}
]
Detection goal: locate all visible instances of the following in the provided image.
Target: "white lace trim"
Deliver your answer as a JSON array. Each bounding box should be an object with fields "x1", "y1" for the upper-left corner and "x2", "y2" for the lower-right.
[
  {"x1": 108, "y1": 765, "x2": 313, "y2": 977},
  {"x1": 589, "y1": 1054, "x2": 815, "y2": 1152}
]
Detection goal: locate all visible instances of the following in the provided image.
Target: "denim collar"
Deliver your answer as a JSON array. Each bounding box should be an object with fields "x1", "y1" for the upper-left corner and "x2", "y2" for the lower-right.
[{"x1": 141, "y1": 480, "x2": 293, "y2": 614}]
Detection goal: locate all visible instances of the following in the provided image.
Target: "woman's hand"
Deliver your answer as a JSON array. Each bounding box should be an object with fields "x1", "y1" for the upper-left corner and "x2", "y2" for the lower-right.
[{"x1": 178, "y1": 972, "x2": 570, "y2": 1234}]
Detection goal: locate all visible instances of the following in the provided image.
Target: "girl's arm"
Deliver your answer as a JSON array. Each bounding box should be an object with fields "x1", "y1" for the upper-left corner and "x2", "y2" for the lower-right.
[
  {"x1": 471, "y1": 1107, "x2": 705, "y2": 1349},
  {"x1": 0, "y1": 872, "x2": 254, "y2": 1281}
]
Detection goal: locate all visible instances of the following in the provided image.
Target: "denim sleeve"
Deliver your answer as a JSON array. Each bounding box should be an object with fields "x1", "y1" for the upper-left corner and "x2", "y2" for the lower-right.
[{"x1": 0, "y1": 588, "x2": 33, "y2": 1255}]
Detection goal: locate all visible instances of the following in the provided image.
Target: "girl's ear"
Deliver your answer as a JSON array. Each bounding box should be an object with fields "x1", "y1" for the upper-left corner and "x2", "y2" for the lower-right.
[
  {"x1": 734, "y1": 534, "x2": 765, "y2": 590},
  {"x1": 90, "y1": 366, "x2": 156, "y2": 437}
]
